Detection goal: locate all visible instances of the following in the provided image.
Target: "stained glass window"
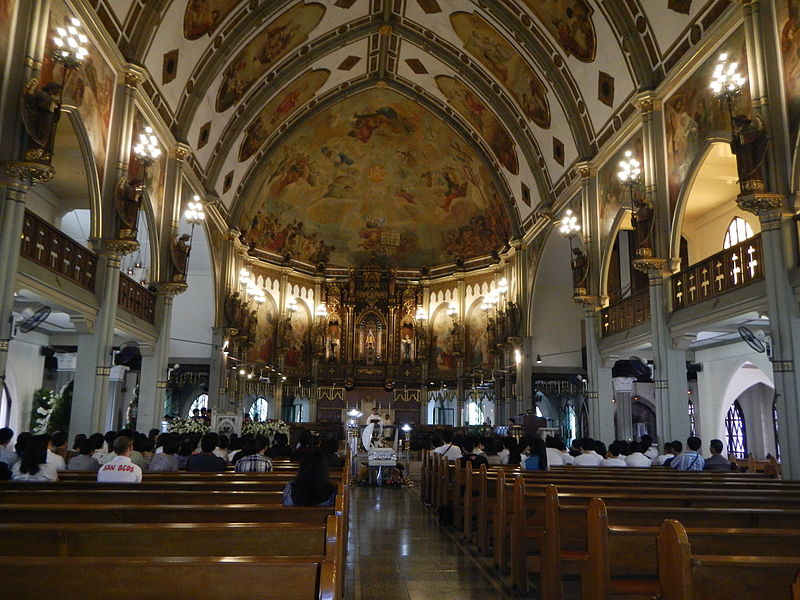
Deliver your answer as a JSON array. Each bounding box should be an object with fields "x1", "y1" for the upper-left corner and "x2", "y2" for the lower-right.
[
  {"x1": 725, "y1": 400, "x2": 748, "y2": 459},
  {"x1": 688, "y1": 398, "x2": 696, "y2": 436},
  {"x1": 723, "y1": 217, "x2": 754, "y2": 249}
]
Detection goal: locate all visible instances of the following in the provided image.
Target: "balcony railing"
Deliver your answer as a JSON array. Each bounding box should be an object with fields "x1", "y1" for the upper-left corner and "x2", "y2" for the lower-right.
[
  {"x1": 118, "y1": 272, "x2": 156, "y2": 323},
  {"x1": 672, "y1": 234, "x2": 763, "y2": 311},
  {"x1": 601, "y1": 289, "x2": 651, "y2": 337},
  {"x1": 20, "y1": 210, "x2": 97, "y2": 291}
]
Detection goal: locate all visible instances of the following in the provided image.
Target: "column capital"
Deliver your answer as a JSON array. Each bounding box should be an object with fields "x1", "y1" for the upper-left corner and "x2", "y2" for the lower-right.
[
  {"x1": 572, "y1": 292, "x2": 601, "y2": 308},
  {"x1": 101, "y1": 238, "x2": 140, "y2": 257},
  {"x1": 69, "y1": 315, "x2": 94, "y2": 334},
  {"x1": 1, "y1": 161, "x2": 54, "y2": 187},
  {"x1": 172, "y1": 143, "x2": 192, "y2": 162},
  {"x1": 632, "y1": 249, "x2": 670, "y2": 276},
  {"x1": 157, "y1": 281, "x2": 189, "y2": 298},
  {"x1": 575, "y1": 161, "x2": 592, "y2": 180},
  {"x1": 672, "y1": 333, "x2": 696, "y2": 351},
  {"x1": 736, "y1": 192, "x2": 786, "y2": 217},
  {"x1": 121, "y1": 63, "x2": 148, "y2": 89},
  {"x1": 634, "y1": 91, "x2": 661, "y2": 114}
]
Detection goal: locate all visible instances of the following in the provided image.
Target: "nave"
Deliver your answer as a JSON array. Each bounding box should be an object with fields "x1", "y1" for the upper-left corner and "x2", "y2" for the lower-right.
[{"x1": 345, "y1": 485, "x2": 512, "y2": 600}]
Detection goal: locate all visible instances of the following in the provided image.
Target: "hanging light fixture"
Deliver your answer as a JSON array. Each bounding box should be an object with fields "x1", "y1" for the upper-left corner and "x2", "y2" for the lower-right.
[
  {"x1": 710, "y1": 52, "x2": 746, "y2": 132},
  {"x1": 52, "y1": 17, "x2": 89, "y2": 70}
]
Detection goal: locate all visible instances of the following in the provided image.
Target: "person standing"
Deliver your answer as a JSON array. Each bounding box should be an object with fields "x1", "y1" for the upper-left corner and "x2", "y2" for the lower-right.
[{"x1": 97, "y1": 436, "x2": 142, "y2": 483}]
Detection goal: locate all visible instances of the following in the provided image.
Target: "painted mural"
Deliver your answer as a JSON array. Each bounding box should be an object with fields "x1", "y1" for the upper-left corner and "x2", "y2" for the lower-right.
[
  {"x1": 466, "y1": 304, "x2": 493, "y2": 369},
  {"x1": 598, "y1": 132, "x2": 642, "y2": 237},
  {"x1": 779, "y1": 0, "x2": 800, "y2": 145},
  {"x1": 247, "y1": 296, "x2": 277, "y2": 364},
  {"x1": 285, "y1": 300, "x2": 310, "y2": 371},
  {"x1": 184, "y1": 0, "x2": 239, "y2": 40},
  {"x1": 664, "y1": 28, "x2": 750, "y2": 215},
  {"x1": 431, "y1": 307, "x2": 457, "y2": 375},
  {"x1": 435, "y1": 75, "x2": 519, "y2": 175},
  {"x1": 0, "y1": 0, "x2": 14, "y2": 74},
  {"x1": 41, "y1": 0, "x2": 115, "y2": 183},
  {"x1": 239, "y1": 68, "x2": 330, "y2": 162},
  {"x1": 239, "y1": 88, "x2": 510, "y2": 268},
  {"x1": 518, "y1": 0, "x2": 596, "y2": 62},
  {"x1": 216, "y1": 2, "x2": 325, "y2": 112},
  {"x1": 451, "y1": 12, "x2": 550, "y2": 129}
]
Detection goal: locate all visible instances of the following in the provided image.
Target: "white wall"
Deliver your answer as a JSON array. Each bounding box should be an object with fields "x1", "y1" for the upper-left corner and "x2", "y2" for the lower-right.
[
  {"x1": 682, "y1": 204, "x2": 760, "y2": 266},
  {"x1": 169, "y1": 273, "x2": 214, "y2": 359},
  {"x1": 4, "y1": 331, "x2": 48, "y2": 435},
  {"x1": 529, "y1": 234, "x2": 584, "y2": 367}
]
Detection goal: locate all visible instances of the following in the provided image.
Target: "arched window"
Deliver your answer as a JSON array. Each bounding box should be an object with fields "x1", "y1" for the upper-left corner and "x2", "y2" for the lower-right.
[
  {"x1": 725, "y1": 400, "x2": 748, "y2": 459},
  {"x1": 688, "y1": 398, "x2": 696, "y2": 436},
  {"x1": 188, "y1": 393, "x2": 208, "y2": 416},
  {"x1": 723, "y1": 217, "x2": 754, "y2": 249},
  {"x1": 465, "y1": 400, "x2": 483, "y2": 425},
  {"x1": 0, "y1": 385, "x2": 10, "y2": 428},
  {"x1": 249, "y1": 397, "x2": 269, "y2": 422}
]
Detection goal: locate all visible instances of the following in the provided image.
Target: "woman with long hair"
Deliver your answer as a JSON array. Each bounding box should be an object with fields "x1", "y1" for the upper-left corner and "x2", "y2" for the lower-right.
[
  {"x1": 523, "y1": 437, "x2": 549, "y2": 471},
  {"x1": 282, "y1": 449, "x2": 336, "y2": 507},
  {"x1": 12, "y1": 434, "x2": 58, "y2": 481}
]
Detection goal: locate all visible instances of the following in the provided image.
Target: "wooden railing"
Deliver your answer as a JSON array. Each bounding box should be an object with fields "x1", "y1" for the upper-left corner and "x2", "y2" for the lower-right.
[
  {"x1": 672, "y1": 233, "x2": 763, "y2": 311},
  {"x1": 118, "y1": 272, "x2": 156, "y2": 323},
  {"x1": 601, "y1": 289, "x2": 650, "y2": 337},
  {"x1": 20, "y1": 210, "x2": 97, "y2": 291}
]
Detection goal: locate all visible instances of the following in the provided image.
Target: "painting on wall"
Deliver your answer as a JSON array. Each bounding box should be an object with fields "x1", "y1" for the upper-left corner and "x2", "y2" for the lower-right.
[
  {"x1": 518, "y1": 0, "x2": 596, "y2": 62},
  {"x1": 285, "y1": 300, "x2": 310, "y2": 372},
  {"x1": 779, "y1": 1, "x2": 800, "y2": 145},
  {"x1": 431, "y1": 307, "x2": 456, "y2": 375},
  {"x1": 597, "y1": 132, "x2": 642, "y2": 238},
  {"x1": 466, "y1": 304, "x2": 493, "y2": 369},
  {"x1": 239, "y1": 68, "x2": 330, "y2": 162},
  {"x1": 451, "y1": 11, "x2": 550, "y2": 129},
  {"x1": 435, "y1": 75, "x2": 519, "y2": 175},
  {"x1": 216, "y1": 2, "x2": 325, "y2": 112},
  {"x1": 239, "y1": 88, "x2": 510, "y2": 268},
  {"x1": 247, "y1": 295, "x2": 277, "y2": 364},
  {"x1": 0, "y1": 0, "x2": 15, "y2": 73},
  {"x1": 184, "y1": 0, "x2": 240, "y2": 40},
  {"x1": 664, "y1": 28, "x2": 749, "y2": 215},
  {"x1": 41, "y1": 0, "x2": 115, "y2": 183}
]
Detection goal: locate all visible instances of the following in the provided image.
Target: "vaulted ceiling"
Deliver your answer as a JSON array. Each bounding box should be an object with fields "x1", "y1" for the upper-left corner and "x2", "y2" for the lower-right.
[{"x1": 95, "y1": 0, "x2": 733, "y2": 269}]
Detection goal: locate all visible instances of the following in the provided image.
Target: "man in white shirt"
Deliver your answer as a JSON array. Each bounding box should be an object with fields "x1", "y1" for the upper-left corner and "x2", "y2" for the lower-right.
[
  {"x1": 599, "y1": 442, "x2": 627, "y2": 467},
  {"x1": 573, "y1": 438, "x2": 602, "y2": 467},
  {"x1": 640, "y1": 435, "x2": 659, "y2": 461},
  {"x1": 625, "y1": 441, "x2": 652, "y2": 467},
  {"x1": 46, "y1": 432, "x2": 67, "y2": 472},
  {"x1": 97, "y1": 436, "x2": 142, "y2": 483},
  {"x1": 433, "y1": 430, "x2": 462, "y2": 461},
  {"x1": 545, "y1": 437, "x2": 563, "y2": 466},
  {"x1": 0, "y1": 427, "x2": 17, "y2": 468},
  {"x1": 653, "y1": 441, "x2": 674, "y2": 466}
]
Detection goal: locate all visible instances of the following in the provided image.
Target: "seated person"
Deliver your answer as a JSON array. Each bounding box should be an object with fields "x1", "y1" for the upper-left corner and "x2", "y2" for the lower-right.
[
  {"x1": 671, "y1": 436, "x2": 705, "y2": 471},
  {"x1": 625, "y1": 441, "x2": 652, "y2": 467},
  {"x1": 599, "y1": 441, "x2": 627, "y2": 467},
  {"x1": 12, "y1": 434, "x2": 58, "y2": 482},
  {"x1": 67, "y1": 438, "x2": 101, "y2": 472},
  {"x1": 460, "y1": 437, "x2": 489, "y2": 468},
  {"x1": 662, "y1": 440, "x2": 682, "y2": 467},
  {"x1": 266, "y1": 432, "x2": 292, "y2": 459},
  {"x1": 186, "y1": 434, "x2": 228, "y2": 472},
  {"x1": 148, "y1": 436, "x2": 180, "y2": 472},
  {"x1": 97, "y1": 436, "x2": 142, "y2": 483},
  {"x1": 522, "y1": 438, "x2": 548, "y2": 471},
  {"x1": 573, "y1": 437, "x2": 602, "y2": 467},
  {"x1": 291, "y1": 429, "x2": 315, "y2": 462},
  {"x1": 433, "y1": 430, "x2": 462, "y2": 461},
  {"x1": 704, "y1": 438, "x2": 735, "y2": 471},
  {"x1": 282, "y1": 449, "x2": 336, "y2": 506},
  {"x1": 235, "y1": 437, "x2": 273, "y2": 473}
]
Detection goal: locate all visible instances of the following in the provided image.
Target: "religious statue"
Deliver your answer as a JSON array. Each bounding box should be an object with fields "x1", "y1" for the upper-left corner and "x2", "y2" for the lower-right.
[
  {"x1": 487, "y1": 316, "x2": 497, "y2": 349},
  {"x1": 571, "y1": 248, "x2": 588, "y2": 290},
  {"x1": 631, "y1": 195, "x2": 654, "y2": 252},
  {"x1": 506, "y1": 301, "x2": 521, "y2": 337},
  {"x1": 402, "y1": 339, "x2": 412, "y2": 363},
  {"x1": 416, "y1": 327, "x2": 428, "y2": 358},
  {"x1": 730, "y1": 114, "x2": 769, "y2": 194},
  {"x1": 238, "y1": 301, "x2": 250, "y2": 339},
  {"x1": 114, "y1": 177, "x2": 144, "y2": 239},
  {"x1": 450, "y1": 321, "x2": 463, "y2": 353},
  {"x1": 347, "y1": 268, "x2": 357, "y2": 302},
  {"x1": 244, "y1": 309, "x2": 258, "y2": 342},
  {"x1": 21, "y1": 80, "x2": 63, "y2": 160},
  {"x1": 170, "y1": 233, "x2": 191, "y2": 282},
  {"x1": 313, "y1": 321, "x2": 325, "y2": 356},
  {"x1": 224, "y1": 291, "x2": 242, "y2": 332}
]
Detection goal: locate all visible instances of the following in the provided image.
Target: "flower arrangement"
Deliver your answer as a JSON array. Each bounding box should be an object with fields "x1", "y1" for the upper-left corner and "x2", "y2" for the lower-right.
[
  {"x1": 168, "y1": 416, "x2": 210, "y2": 435},
  {"x1": 29, "y1": 388, "x2": 61, "y2": 434},
  {"x1": 242, "y1": 419, "x2": 291, "y2": 442}
]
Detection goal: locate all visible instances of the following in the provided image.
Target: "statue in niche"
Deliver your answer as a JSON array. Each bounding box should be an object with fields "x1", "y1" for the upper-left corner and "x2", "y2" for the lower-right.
[
  {"x1": 238, "y1": 301, "x2": 250, "y2": 338},
  {"x1": 170, "y1": 233, "x2": 191, "y2": 282},
  {"x1": 347, "y1": 268, "x2": 357, "y2": 301},
  {"x1": 114, "y1": 177, "x2": 144, "y2": 239},
  {"x1": 486, "y1": 316, "x2": 497, "y2": 349},
  {"x1": 730, "y1": 114, "x2": 768, "y2": 194},
  {"x1": 21, "y1": 80, "x2": 63, "y2": 160},
  {"x1": 416, "y1": 326, "x2": 429, "y2": 358},
  {"x1": 506, "y1": 301, "x2": 521, "y2": 337},
  {"x1": 571, "y1": 248, "x2": 588, "y2": 290},
  {"x1": 631, "y1": 195, "x2": 654, "y2": 252},
  {"x1": 450, "y1": 321, "x2": 463, "y2": 355},
  {"x1": 224, "y1": 291, "x2": 243, "y2": 331},
  {"x1": 245, "y1": 309, "x2": 258, "y2": 342}
]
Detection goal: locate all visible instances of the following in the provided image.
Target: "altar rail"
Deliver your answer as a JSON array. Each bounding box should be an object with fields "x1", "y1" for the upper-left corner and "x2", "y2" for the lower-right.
[
  {"x1": 600, "y1": 289, "x2": 650, "y2": 337},
  {"x1": 118, "y1": 272, "x2": 156, "y2": 323},
  {"x1": 672, "y1": 234, "x2": 763, "y2": 311},
  {"x1": 20, "y1": 210, "x2": 97, "y2": 291}
]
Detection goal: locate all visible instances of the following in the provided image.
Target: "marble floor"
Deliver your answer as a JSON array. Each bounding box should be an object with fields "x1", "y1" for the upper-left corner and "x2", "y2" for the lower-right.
[{"x1": 344, "y1": 485, "x2": 513, "y2": 600}]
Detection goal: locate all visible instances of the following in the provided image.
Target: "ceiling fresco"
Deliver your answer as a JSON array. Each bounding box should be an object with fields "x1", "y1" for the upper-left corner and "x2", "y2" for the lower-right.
[
  {"x1": 518, "y1": 0, "x2": 596, "y2": 62},
  {"x1": 238, "y1": 88, "x2": 510, "y2": 269},
  {"x1": 183, "y1": 0, "x2": 239, "y2": 39}
]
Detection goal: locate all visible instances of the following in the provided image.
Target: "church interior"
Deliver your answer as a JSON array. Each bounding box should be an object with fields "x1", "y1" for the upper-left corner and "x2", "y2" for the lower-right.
[{"x1": 3, "y1": 0, "x2": 800, "y2": 598}]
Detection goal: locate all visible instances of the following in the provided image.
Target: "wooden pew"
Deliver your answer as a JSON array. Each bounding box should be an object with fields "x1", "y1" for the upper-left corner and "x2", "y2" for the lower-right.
[
  {"x1": 585, "y1": 497, "x2": 800, "y2": 600},
  {"x1": 658, "y1": 519, "x2": 800, "y2": 600},
  {"x1": 0, "y1": 556, "x2": 337, "y2": 600}
]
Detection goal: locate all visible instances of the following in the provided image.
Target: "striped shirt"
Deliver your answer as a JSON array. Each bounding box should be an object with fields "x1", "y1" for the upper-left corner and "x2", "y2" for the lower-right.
[{"x1": 235, "y1": 453, "x2": 273, "y2": 473}]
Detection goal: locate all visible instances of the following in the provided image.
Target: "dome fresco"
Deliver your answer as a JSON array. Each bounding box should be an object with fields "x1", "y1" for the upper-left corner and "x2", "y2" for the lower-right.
[{"x1": 238, "y1": 88, "x2": 510, "y2": 268}]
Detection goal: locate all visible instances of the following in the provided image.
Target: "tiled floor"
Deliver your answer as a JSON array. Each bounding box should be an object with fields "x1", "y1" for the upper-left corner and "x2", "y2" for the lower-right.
[{"x1": 344, "y1": 485, "x2": 513, "y2": 600}]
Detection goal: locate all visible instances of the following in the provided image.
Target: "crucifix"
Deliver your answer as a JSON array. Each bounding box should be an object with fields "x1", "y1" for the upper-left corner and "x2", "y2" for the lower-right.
[
  {"x1": 714, "y1": 261, "x2": 725, "y2": 291},
  {"x1": 675, "y1": 280, "x2": 683, "y2": 305},
  {"x1": 700, "y1": 267, "x2": 710, "y2": 297},
  {"x1": 746, "y1": 245, "x2": 758, "y2": 278},
  {"x1": 731, "y1": 252, "x2": 741, "y2": 285},
  {"x1": 35, "y1": 240, "x2": 45, "y2": 262},
  {"x1": 688, "y1": 274, "x2": 696, "y2": 302}
]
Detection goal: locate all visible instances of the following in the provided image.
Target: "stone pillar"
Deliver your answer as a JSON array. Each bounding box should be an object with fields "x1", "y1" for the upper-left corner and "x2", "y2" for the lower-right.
[
  {"x1": 582, "y1": 308, "x2": 615, "y2": 443},
  {"x1": 612, "y1": 377, "x2": 634, "y2": 441}
]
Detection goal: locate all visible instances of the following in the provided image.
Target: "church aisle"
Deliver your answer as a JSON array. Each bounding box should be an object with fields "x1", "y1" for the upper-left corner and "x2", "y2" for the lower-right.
[{"x1": 344, "y1": 485, "x2": 512, "y2": 600}]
